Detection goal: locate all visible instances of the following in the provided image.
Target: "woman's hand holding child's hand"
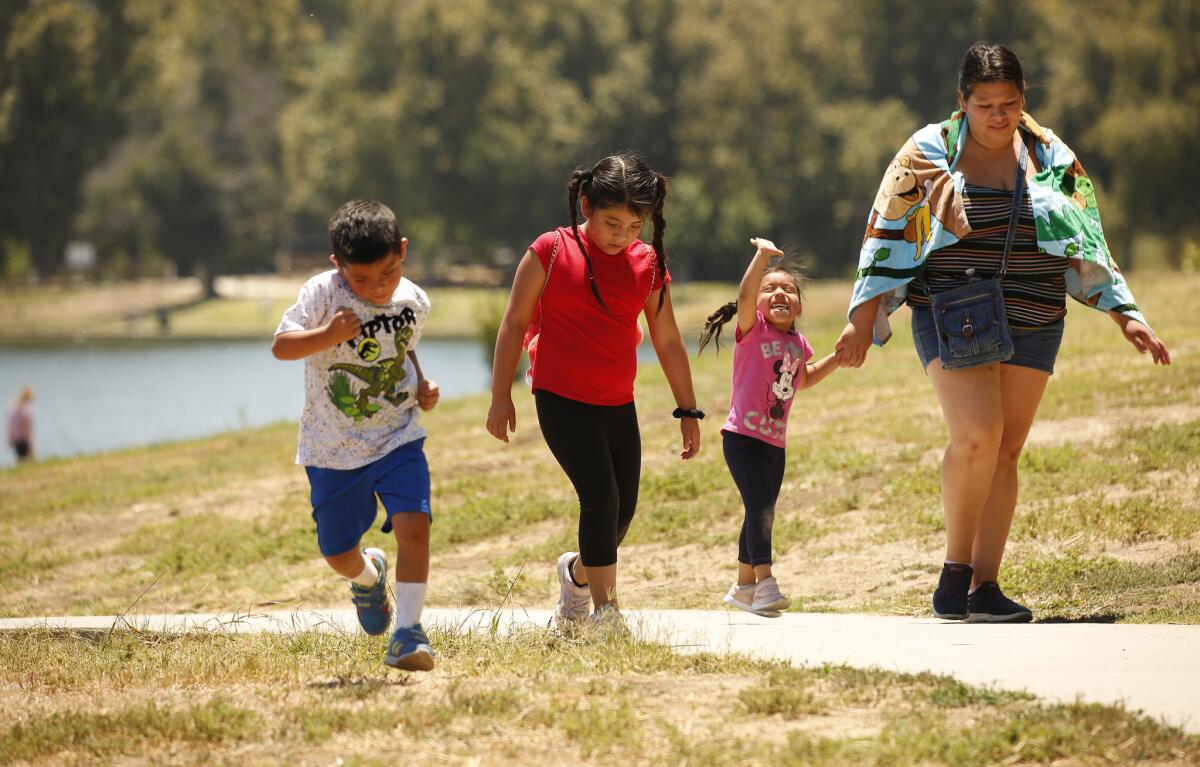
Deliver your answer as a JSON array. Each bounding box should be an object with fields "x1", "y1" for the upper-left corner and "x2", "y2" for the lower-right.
[
  {"x1": 835, "y1": 322, "x2": 871, "y2": 368},
  {"x1": 486, "y1": 396, "x2": 517, "y2": 443},
  {"x1": 679, "y1": 417, "x2": 701, "y2": 460},
  {"x1": 326, "y1": 307, "x2": 362, "y2": 344}
]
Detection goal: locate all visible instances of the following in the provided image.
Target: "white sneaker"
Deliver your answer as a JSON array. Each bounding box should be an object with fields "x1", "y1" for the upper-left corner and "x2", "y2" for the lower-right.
[
  {"x1": 752, "y1": 576, "x2": 790, "y2": 613},
  {"x1": 554, "y1": 552, "x2": 591, "y2": 626},
  {"x1": 722, "y1": 583, "x2": 781, "y2": 618}
]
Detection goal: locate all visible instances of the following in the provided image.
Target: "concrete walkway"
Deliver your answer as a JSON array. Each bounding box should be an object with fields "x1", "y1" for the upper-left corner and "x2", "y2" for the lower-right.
[{"x1": 3, "y1": 608, "x2": 1196, "y2": 733}]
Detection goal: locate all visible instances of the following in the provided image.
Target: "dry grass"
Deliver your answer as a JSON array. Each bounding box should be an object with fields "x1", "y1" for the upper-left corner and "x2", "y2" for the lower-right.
[
  {"x1": 1, "y1": 273, "x2": 1198, "y2": 623},
  {"x1": 1, "y1": 626, "x2": 1196, "y2": 766},
  {"x1": 1, "y1": 272, "x2": 1199, "y2": 764}
]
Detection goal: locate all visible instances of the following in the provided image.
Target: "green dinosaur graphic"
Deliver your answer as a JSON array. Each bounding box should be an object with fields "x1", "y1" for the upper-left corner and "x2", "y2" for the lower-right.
[
  {"x1": 940, "y1": 113, "x2": 963, "y2": 167},
  {"x1": 327, "y1": 326, "x2": 414, "y2": 421},
  {"x1": 1036, "y1": 205, "x2": 1109, "y2": 264}
]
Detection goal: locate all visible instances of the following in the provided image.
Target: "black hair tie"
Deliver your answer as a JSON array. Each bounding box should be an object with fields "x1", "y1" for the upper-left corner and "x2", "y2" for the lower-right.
[{"x1": 672, "y1": 407, "x2": 705, "y2": 420}]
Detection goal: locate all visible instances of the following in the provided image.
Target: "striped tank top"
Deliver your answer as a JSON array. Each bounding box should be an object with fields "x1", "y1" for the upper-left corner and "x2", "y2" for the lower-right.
[{"x1": 907, "y1": 183, "x2": 1067, "y2": 329}]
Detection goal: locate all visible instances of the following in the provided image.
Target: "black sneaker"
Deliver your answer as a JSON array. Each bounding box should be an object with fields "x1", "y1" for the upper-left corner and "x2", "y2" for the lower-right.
[
  {"x1": 967, "y1": 582, "x2": 1033, "y2": 623},
  {"x1": 932, "y1": 563, "x2": 973, "y2": 620}
]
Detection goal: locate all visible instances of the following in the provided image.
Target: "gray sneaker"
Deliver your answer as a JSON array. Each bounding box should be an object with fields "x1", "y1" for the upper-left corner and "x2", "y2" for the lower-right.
[
  {"x1": 554, "y1": 552, "x2": 591, "y2": 626},
  {"x1": 587, "y1": 603, "x2": 631, "y2": 637},
  {"x1": 723, "y1": 583, "x2": 781, "y2": 618}
]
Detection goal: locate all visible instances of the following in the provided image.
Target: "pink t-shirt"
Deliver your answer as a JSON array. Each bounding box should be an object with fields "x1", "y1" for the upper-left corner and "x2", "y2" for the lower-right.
[
  {"x1": 7, "y1": 403, "x2": 31, "y2": 444},
  {"x1": 721, "y1": 311, "x2": 814, "y2": 448}
]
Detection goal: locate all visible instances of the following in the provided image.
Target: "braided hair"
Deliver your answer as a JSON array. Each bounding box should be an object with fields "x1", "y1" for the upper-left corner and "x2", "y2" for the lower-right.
[
  {"x1": 698, "y1": 261, "x2": 807, "y2": 353},
  {"x1": 567, "y1": 152, "x2": 670, "y2": 313}
]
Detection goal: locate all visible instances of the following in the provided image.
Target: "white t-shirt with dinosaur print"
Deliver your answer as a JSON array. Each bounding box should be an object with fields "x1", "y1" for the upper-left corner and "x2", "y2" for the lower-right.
[{"x1": 276, "y1": 270, "x2": 430, "y2": 470}]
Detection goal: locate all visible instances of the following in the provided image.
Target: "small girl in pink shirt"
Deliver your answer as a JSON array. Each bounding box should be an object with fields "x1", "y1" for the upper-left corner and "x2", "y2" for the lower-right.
[{"x1": 699, "y1": 238, "x2": 841, "y2": 617}]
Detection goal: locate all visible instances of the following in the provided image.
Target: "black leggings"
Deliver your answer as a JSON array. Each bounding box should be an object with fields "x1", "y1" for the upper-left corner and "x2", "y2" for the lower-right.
[
  {"x1": 535, "y1": 390, "x2": 640, "y2": 568},
  {"x1": 723, "y1": 430, "x2": 786, "y2": 567}
]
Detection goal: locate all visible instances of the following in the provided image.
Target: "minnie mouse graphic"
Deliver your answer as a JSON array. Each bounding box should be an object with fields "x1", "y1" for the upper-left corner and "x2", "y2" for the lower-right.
[{"x1": 766, "y1": 350, "x2": 802, "y2": 421}]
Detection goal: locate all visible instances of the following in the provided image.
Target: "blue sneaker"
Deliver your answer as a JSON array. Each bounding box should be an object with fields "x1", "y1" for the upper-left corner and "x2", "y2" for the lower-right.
[
  {"x1": 384, "y1": 623, "x2": 435, "y2": 671},
  {"x1": 349, "y1": 548, "x2": 391, "y2": 636}
]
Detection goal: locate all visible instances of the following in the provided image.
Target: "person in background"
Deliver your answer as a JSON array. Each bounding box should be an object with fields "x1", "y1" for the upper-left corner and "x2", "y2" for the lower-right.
[{"x1": 7, "y1": 386, "x2": 34, "y2": 463}]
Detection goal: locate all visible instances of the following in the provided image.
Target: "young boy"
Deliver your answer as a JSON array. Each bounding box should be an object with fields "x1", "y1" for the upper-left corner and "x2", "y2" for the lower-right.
[{"x1": 272, "y1": 199, "x2": 439, "y2": 671}]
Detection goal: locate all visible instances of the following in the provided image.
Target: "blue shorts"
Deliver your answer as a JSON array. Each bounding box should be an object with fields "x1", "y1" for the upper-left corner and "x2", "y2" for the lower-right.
[
  {"x1": 305, "y1": 438, "x2": 431, "y2": 557},
  {"x1": 911, "y1": 307, "x2": 1064, "y2": 375}
]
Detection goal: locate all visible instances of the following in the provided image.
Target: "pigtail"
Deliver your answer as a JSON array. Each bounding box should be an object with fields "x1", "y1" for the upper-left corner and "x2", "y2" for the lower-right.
[
  {"x1": 567, "y1": 167, "x2": 606, "y2": 308},
  {"x1": 698, "y1": 300, "x2": 738, "y2": 354},
  {"x1": 651, "y1": 173, "x2": 669, "y2": 315}
]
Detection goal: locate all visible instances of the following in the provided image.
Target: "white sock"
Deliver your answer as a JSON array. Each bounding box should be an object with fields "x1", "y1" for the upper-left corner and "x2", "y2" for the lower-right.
[
  {"x1": 349, "y1": 553, "x2": 379, "y2": 588},
  {"x1": 393, "y1": 581, "x2": 427, "y2": 629}
]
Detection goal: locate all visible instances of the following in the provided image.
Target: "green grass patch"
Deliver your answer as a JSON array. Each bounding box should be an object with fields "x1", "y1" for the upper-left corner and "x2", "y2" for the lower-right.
[
  {"x1": 118, "y1": 510, "x2": 314, "y2": 577},
  {"x1": 1004, "y1": 552, "x2": 1200, "y2": 621},
  {"x1": 2, "y1": 697, "x2": 258, "y2": 762},
  {"x1": 1015, "y1": 493, "x2": 1199, "y2": 544},
  {"x1": 739, "y1": 669, "x2": 827, "y2": 717},
  {"x1": 0, "y1": 422, "x2": 297, "y2": 524},
  {"x1": 429, "y1": 493, "x2": 567, "y2": 549}
]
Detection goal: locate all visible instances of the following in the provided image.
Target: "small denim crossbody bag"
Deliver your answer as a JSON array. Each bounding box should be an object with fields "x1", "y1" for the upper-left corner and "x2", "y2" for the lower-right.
[{"x1": 927, "y1": 139, "x2": 1028, "y2": 370}]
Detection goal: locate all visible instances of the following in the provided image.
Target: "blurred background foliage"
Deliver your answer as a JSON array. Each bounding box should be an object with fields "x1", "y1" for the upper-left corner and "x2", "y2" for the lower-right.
[{"x1": 1, "y1": 0, "x2": 1196, "y2": 287}]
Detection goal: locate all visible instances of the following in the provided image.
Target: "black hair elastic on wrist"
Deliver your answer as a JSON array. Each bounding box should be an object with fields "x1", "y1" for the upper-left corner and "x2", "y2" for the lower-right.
[{"x1": 672, "y1": 407, "x2": 705, "y2": 420}]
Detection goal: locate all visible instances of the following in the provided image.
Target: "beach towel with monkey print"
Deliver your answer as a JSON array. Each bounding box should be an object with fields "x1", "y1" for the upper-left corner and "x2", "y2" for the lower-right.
[{"x1": 849, "y1": 111, "x2": 1148, "y2": 345}]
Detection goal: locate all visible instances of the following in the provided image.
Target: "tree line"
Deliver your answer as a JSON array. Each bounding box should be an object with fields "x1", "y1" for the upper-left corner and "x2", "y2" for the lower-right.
[{"x1": 1, "y1": 0, "x2": 1196, "y2": 287}]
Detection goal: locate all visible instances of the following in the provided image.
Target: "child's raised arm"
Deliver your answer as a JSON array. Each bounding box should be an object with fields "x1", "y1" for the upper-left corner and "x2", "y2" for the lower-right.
[{"x1": 736, "y1": 238, "x2": 785, "y2": 336}]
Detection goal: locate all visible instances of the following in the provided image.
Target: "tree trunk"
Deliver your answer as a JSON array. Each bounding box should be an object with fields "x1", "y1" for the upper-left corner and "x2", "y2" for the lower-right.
[{"x1": 29, "y1": 237, "x2": 60, "y2": 281}]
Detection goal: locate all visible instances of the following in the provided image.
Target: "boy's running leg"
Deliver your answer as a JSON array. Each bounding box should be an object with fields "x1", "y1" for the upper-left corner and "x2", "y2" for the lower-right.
[
  {"x1": 308, "y1": 463, "x2": 393, "y2": 635},
  {"x1": 384, "y1": 511, "x2": 434, "y2": 671},
  {"x1": 327, "y1": 548, "x2": 391, "y2": 636}
]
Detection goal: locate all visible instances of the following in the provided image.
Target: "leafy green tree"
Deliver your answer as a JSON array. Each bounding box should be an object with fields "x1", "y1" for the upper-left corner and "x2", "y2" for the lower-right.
[
  {"x1": 0, "y1": 0, "x2": 127, "y2": 277},
  {"x1": 1029, "y1": 0, "x2": 1200, "y2": 268},
  {"x1": 78, "y1": 0, "x2": 320, "y2": 291}
]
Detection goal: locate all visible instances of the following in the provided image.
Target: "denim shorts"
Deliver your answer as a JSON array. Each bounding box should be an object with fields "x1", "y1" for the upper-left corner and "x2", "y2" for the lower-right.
[
  {"x1": 305, "y1": 438, "x2": 431, "y2": 557},
  {"x1": 911, "y1": 307, "x2": 1064, "y2": 375}
]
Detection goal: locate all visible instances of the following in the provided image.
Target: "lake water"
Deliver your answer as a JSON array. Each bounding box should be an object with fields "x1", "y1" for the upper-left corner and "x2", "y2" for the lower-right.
[
  {"x1": 0, "y1": 339, "x2": 493, "y2": 467},
  {"x1": 0, "y1": 339, "x2": 667, "y2": 467}
]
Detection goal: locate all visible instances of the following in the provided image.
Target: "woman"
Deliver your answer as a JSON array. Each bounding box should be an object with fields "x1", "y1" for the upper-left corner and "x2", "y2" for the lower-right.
[{"x1": 836, "y1": 43, "x2": 1170, "y2": 622}]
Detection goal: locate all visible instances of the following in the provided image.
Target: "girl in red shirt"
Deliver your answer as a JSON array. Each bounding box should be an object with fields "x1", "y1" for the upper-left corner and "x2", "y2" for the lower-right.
[{"x1": 487, "y1": 153, "x2": 701, "y2": 630}]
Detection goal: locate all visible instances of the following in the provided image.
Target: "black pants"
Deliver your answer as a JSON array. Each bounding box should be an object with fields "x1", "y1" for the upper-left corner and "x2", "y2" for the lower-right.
[
  {"x1": 723, "y1": 430, "x2": 786, "y2": 567},
  {"x1": 535, "y1": 390, "x2": 640, "y2": 568}
]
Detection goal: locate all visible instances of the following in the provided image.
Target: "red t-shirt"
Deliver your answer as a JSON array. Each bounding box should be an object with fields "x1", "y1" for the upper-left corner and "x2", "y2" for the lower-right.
[{"x1": 528, "y1": 227, "x2": 670, "y2": 406}]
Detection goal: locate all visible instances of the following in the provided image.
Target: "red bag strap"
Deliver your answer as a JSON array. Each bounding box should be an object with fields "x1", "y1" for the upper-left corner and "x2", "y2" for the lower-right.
[
  {"x1": 523, "y1": 231, "x2": 560, "y2": 349},
  {"x1": 539, "y1": 230, "x2": 561, "y2": 301}
]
